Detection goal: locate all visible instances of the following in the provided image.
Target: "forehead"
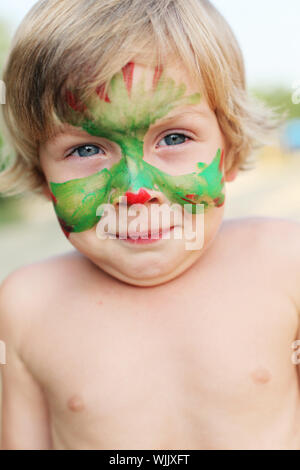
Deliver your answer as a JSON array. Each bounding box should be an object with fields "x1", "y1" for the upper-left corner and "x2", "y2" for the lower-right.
[
  {"x1": 48, "y1": 61, "x2": 208, "y2": 142},
  {"x1": 128, "y1": 61, "x2": 200, "y2": 94}
]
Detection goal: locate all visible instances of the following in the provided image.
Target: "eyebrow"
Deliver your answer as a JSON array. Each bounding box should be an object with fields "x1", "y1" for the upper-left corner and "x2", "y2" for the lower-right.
[
  {"x1": 153, "y1": 107, "x2": 207, "y2": 125},
  {"x1": 57, "y1": 127, "x2": 90, "y2": 138},
  {"x1": 49, "y1": 127, "x2": 93, "y2": 146},
  {"x1": 50, "y1": 106, "x2": 207, "y2": 145}
]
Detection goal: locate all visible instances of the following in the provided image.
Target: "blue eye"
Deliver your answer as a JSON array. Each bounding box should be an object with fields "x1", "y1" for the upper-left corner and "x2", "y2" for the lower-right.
[
  {"x1": 68, "y1": 144, "x2": 105, "y2": 158},
  {"x1": 158, "y1": 133, "x2": 189, "y2": 147}
]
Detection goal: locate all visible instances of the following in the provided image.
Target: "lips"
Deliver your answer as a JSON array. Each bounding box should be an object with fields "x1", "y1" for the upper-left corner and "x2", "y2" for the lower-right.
[{"x1": 111, "y1": 226, "x2": 175, "y2": 240}]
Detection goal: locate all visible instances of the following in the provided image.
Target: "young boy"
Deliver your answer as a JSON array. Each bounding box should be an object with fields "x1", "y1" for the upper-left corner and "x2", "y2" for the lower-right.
[{"x1": 0, "y1": 0, "x2": 300, "y2": 450}]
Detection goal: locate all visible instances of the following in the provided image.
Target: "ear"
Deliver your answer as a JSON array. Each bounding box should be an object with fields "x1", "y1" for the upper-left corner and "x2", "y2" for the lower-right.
[{"x1": 224, "y1": 163, "x2": 239, "y2": 183}]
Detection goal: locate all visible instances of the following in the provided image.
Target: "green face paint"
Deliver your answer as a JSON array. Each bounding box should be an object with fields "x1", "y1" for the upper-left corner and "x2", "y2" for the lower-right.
[{"x1": 50, "y1": 63, "x2": 225, "y2": 236}]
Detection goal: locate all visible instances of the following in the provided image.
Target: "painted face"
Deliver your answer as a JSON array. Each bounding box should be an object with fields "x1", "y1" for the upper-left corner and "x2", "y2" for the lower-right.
[{"x1": 49, "y1": 63, "x2": 225, "y2": 237}]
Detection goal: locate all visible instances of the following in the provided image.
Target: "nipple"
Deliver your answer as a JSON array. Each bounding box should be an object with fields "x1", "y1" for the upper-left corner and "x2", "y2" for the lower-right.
[
  {"x1": 67, "y1": 395, "x2": 85, "y2": 412},
  {"x1": 251, "y1": 367, "x2": 272, "y2": 385}
]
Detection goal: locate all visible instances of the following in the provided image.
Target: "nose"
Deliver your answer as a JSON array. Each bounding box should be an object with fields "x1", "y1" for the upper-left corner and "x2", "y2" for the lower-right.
[{"x1": 123, "y1": 188, "x2": 161, "y2": 206}]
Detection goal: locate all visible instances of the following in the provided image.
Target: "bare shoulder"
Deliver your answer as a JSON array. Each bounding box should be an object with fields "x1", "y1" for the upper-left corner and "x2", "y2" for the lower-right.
[
  {"x1": 218, "y1": 216, "x2": 300, "y2": 261},
  {"x1": 221, "y1": 216, "x2": 300, "y2": 241},
  {"x1": 218, "y1": 216, "x2": 300, "y2": 307},
  {"x1": 0, "y1": 251, "x2": 96, "y2": 347},
  {"x1": 0, "y1": 250, "x2": 92, "y2": 300}
]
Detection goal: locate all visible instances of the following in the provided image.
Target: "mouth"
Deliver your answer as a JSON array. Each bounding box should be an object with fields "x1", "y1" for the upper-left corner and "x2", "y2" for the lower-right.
[{"x1": 110, "y1": 226, "x2": 176, "y2": 244}]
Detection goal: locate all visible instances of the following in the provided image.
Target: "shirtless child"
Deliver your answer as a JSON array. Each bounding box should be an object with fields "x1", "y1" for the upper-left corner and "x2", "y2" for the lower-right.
[{"x1": 0, "y1": 0, "x2": 300, "y2": 450}]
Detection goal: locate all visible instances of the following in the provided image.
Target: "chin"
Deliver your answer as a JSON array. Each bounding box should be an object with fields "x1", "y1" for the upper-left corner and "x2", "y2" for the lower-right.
[
  {"x1": 91, "y1": 248, "x2": 203, "y2": 287},
  {"x1": 67, "y1": 206, "x2": 225, "y2": 287}
]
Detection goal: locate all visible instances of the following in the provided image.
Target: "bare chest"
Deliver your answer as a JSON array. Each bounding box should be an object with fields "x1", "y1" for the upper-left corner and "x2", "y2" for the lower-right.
[{"x1": 25, "y1": 279, "x2": 299, "y2": 449}]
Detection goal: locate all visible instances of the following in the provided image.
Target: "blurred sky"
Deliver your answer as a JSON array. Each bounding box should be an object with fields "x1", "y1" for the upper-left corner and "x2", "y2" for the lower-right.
[{"x1": 0, "y1": 0, "x2": 299, "y2": 87}]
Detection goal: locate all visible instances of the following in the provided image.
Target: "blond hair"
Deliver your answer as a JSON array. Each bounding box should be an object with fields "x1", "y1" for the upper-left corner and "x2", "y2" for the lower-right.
[{"x1": 0, "y1": 0, "x2": 277, "y2": 197}]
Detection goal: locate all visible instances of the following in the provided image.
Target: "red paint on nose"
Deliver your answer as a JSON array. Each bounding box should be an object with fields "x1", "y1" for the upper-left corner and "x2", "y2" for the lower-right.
[{"x1": 124, "y1": 189, "x2": 152, "y2": 205}]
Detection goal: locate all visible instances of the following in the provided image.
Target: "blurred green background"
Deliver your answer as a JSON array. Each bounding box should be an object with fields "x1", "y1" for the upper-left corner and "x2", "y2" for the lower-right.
[{"x1": 0, "y1": 12, "x2": 300, "y2": 283}]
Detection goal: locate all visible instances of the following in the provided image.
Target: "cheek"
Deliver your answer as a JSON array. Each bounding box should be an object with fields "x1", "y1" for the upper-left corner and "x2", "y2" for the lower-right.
[
  {"x1": 183, "y1": 202, "x2": 224, "y2": 241},
  {"x1": 67, "y1": 229, "x2": 98, "y2": 252},
  {"x1": 49, "y1": 146, "x2": 225, "y2": 239},
  {"x1": 50, "y1": 170, "x2": 113, "y2": 233},
  {"x1": 201, "y1": 204, "x2": 225, "y2": 251}
]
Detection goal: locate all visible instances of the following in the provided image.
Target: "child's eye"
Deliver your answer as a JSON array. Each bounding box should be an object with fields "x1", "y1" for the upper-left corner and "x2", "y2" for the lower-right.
[
  {"x1": 157, "y1": 133, "x2": 190, "y2": 148},
  {"x1": 67, "y1": 144, "x2": 105, "y2": 158}
]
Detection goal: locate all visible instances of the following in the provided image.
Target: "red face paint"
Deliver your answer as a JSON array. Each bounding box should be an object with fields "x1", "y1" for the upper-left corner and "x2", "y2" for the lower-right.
[
  {"x1": 65, "y1": 90, "x2": 87, "y2": 113},
  {"x1": 124, "y1": 188, "x2": 152, "y2": 205},
  {"x1": 152, "y1": 65, "x2": 164, "y2": 91},
  {"x1": 96, "y1": 84, "x2": 111, "y2": 103},
  {"x1": 50, "y1": 191, "x2": 57, "y2": 205},
  {"x1": 122, "y1": 62, "x2": 135, "y2": 96},
  {"x1": 58, "y1": 217, "x2": 73, "y2": 238},
  {"x1": 219, "y1": 149, "x2": 225, "y2": 171}
]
